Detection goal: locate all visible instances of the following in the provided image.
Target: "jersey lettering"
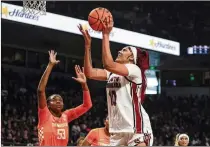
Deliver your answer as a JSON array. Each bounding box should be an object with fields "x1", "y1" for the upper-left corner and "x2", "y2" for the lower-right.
[{"x1": 107, "y1": 77, "x2": 121, "y2": 88}]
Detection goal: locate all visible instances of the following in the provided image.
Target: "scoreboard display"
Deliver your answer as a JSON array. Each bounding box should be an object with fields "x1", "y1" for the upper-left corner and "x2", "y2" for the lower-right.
[{"x1": 187, "y1": 45, "x2": 210, "y2": 55}]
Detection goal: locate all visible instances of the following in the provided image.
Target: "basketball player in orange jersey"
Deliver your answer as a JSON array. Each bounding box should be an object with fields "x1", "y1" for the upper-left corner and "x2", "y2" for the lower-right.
[
  {"x1": 174, "y1": 134, "x2": 190, "y2": 146},
  {"x1": 81, "y1": 117, "x2": 110, "y2": 146},
  {"x1": 76, "y1": 136, "x2": 85, "y2": 146},
  {"x1": 37, "y1": 50, "x2": 92, "y2": 146},
  {"x1": 78, "y1": 19, "x2": 153, "y2": 146}
]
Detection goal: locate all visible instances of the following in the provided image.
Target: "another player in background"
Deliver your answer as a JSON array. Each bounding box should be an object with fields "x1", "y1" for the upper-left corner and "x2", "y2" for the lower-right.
[
  {"x1": 174, "y1": 134, "x2": 190, "y2": 146},
  {"x1": 78, "y1": 19, "x2": 153, "y2": 146},
  {"x1": 82, "y1": 116, "x2": 110, "y2": 146},
  {"x1": 37, "y1": 50, "x2": 92, "y2": 146},
  {"x1": 76, "y1": 136, "x2": 85, "y2": 146}
]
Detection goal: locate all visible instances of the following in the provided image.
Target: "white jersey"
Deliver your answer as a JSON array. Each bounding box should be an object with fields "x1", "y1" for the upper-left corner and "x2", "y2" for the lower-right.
[{"x1": 106, "y1": 64, "x2": 152, "y2": 134}]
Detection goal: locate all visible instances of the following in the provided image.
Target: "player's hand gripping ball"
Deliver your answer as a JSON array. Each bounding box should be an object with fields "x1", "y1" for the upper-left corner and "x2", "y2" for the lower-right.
[{"x1": 88, "y1": 7, "x2": 113, "y2": 31}]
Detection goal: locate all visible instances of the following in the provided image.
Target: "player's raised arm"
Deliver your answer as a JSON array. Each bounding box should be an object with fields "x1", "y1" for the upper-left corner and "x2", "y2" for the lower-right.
[
  {"x1": 78, "y1": 24, "x2": 107, "y2": 81},
  {"x1": 37, "y1": 50, "x2": 60, "y2": 109},
  {"x1": 101, "y1": 20, "x2": 130, "y2": 76},
  {"x1": 64, "y1": 65, "x2": 92, "y2": 122}
]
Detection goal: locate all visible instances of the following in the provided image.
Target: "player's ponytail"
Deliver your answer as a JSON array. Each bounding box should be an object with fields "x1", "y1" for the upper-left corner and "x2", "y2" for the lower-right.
[{"x1": 136, "y1": 48, "x2": 149, "y2": 103}]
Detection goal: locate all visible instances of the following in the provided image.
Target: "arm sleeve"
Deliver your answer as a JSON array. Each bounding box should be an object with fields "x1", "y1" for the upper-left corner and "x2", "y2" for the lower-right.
[
  {"x1": 64, "y1": 90, "x2": 92, "y2": 122},
  {"x1": 38, "y1": 106, "x2": 50, "y2": 125},
  {"x1": 85, "y1": 129, "x2": 97, "y2": 145},
  {"x1": 125, "y1": 64, "x2": 142, "y2": 78}
]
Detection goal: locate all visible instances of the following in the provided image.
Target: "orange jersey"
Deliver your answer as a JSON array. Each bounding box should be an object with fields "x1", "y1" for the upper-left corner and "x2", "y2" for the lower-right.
[
  {"x1": 37, "y1": 107, "x2": 77, "y2": 146},
  {"x1": 37, "y1": 91, "x2": 92, "y2": 146},
  {"x1": 85, "y1": 128, "x2": 110, "y2": 146}
]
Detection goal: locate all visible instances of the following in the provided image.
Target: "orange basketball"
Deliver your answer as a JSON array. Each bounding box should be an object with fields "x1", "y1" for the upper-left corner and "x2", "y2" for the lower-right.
[{"x1": 88, "y1": 7, "x2": 113, "y2": 31}]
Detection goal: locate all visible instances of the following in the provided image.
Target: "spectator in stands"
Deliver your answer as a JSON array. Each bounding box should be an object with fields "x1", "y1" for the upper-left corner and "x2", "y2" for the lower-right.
[
  {"x1": 1, "y1": 67, "x2": 210, "y2": 145},
  {"x1": 72, "y1": 121, "x2": 81, "y2": 142}
]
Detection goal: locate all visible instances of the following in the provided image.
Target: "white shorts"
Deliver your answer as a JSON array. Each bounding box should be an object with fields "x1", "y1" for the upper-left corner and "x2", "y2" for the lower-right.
[{"x1": 110, "y1": 132, "x2": 153, "y2": 146}]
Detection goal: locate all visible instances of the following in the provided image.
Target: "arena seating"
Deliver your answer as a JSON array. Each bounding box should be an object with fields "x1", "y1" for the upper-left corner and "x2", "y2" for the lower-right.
[
  {"x1": 1, "y1": 67, "x2": 210, "y2": 146},
  {"x1": 1, "y1": 2, "x2": 210, "y2": 146}
]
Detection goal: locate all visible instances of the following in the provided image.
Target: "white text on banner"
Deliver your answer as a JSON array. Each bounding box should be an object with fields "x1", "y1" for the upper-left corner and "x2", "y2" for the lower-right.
[{"x1": 1, "y1": 2, "x2": 180, "y2": 56}]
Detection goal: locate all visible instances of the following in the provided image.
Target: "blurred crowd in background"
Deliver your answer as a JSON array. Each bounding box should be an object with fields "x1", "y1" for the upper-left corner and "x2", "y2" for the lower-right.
[
  {"x1": 6, "y1": 2, "x2": 210, "y2": 45},
  {"x1": 2, "y1": 45, "x2": 209, "y2": 88},
  {"x1": 1, "y1": 67, "x2": 210, "y2": 146},
  {"x1": 1, "y1": 67, "x2": 107, "y2": 146},
  {"x1": 47, "y1": 2, "x2": 210, "y2": 45},
  {"x1": 2, "y1": 1, "x2": 210, "y2": 146}
]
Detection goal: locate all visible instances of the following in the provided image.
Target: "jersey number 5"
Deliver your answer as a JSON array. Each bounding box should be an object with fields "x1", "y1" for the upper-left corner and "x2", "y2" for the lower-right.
[
  {"x1": 109, "y1": 90, "x2": 117, "y2": 106},
  {"x1": 57, "y1": 129, "x2": 66, "y2": 139}
]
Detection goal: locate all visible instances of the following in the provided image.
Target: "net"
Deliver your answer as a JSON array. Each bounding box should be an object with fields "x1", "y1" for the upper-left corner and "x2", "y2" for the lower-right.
[{"x1": 23, "y1": 1, "x2": 46, "y2": 15}]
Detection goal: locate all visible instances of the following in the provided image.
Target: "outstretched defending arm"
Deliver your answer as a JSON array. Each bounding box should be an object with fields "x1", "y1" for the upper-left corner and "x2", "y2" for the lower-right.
[
  {"x1": 78, "y1": 24, "x2": 107, "y2": 81},
  {"x1": 64, "y1": 65, "x2": 92, "y2": 122},
  {"x1": 37, "y1": 50, "x2": 60, "y2": 109}
]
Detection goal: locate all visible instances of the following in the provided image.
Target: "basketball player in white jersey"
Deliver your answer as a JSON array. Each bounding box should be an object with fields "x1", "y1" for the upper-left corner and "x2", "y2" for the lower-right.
[{"x1": 78, "y1": 21, "x2": 153, "y2": 146}]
